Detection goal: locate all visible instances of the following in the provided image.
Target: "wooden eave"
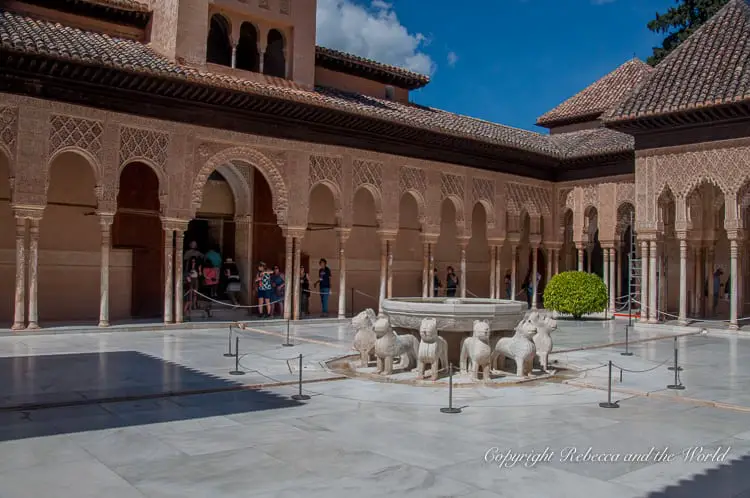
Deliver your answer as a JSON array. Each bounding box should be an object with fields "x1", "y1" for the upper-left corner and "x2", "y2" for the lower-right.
[
  {"x1": 554, "y1": 152, "x2": 634, "y2": 182},
  {"x1": 0, "y1": 49, "x2": 568, "y2": 179},
  {"x1": 314, "y1": 52, "x2": 428, "y2": 90},
  {"x1": 605, "y1": 100, "x2": 750, "y2": 134},
  {"x1": 18, "y1": 0, "x2": 151, "y2": 28},
  {"x1": 536, "y1": 110, "x2": 604, "y2": 130}
]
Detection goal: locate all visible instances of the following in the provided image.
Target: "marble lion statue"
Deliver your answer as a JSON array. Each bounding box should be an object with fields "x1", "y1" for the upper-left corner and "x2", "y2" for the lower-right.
[
  {"x1": 373, "y1": 316, "x2": 419, "y2": 376},
  {"x1": 491, "y1": 317, "x2": 537, "y2": 378},
  {"x1": 416, "y1": 317, "x2": 448, "y2": 381},
  {"x1": 528, "y1": 311, "x2": 556, "y2": 372},
  {"x1": 460, "y1": 320, "x2": 493, "y2": 381},
  {"x1": 352, "y1": 308, "x2": 378, "y2": 367}
]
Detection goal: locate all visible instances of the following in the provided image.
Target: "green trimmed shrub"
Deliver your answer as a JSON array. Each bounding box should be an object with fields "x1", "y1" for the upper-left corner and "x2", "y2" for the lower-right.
[{"x1": 543, "y1": 271, "x2": 608, "y2": 319}]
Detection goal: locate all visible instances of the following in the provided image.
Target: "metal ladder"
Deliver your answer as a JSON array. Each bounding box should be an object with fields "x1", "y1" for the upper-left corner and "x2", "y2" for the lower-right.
[{"x1": 627, "y1": 211, "x2": 640, "y2": 326}]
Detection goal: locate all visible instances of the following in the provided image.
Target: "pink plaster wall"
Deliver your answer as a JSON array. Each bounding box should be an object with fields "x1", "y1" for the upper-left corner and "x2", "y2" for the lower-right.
[{"x1": 315, "y1": 68, "x2": 410, "y2": 103}]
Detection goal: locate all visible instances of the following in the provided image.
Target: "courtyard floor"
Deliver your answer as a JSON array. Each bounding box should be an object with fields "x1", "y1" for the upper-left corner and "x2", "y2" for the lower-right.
[{"x1": 0, "y1": 319, "x2": 749, "y2": 497}]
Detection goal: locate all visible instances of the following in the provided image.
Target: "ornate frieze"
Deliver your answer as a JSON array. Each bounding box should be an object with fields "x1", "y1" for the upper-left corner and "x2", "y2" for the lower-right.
[{"x1": 119, "y1": 126, "x2": 170, "y2": 170}]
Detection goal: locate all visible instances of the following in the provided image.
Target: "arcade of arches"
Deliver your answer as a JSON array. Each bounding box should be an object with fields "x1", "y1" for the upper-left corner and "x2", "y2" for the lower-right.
[{"x1": 1, "y1": 97, "x2": 750, "y2": 330}]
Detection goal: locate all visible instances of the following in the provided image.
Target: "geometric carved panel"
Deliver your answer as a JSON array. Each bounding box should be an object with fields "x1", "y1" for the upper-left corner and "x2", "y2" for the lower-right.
[
  {"x1": 48, "y1": 114, "x2": 103, "y2": 162},
  {"x1": 0, "y1": 106, "x2": 18, "y2": 155},
  {"x1": 310, "y1": 154, "x2": 343, "y2": 190},
  {"x1": 353, "y1": 159, "x2": 382, "y2": 189},
  {"x1": 506, "y1": 182, "x2": 551, "y2": 217},
  {"x1": 399, "y1": 166, "x2": 426, "y2": 194},
  {"x1": 441, "y1": 173, "x2": 464, "y2": 200},
  {"x1": 119, "y1": 126, "x2": 169, "y2": 169},
  {"x1": 472, "y1": 177, "x2": 494, "y2": 205}
]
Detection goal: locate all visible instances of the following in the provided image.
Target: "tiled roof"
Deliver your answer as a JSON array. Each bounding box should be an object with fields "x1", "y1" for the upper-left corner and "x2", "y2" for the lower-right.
[
  {"x1": 315, "y1": 46, "x2": 430, "y2": 89},
  {"x1": 0, "y1": 9, "x2": 631, "y2": 161},
  {"x1": 606, "y1": 0, "x2": 750, "y2": 122},
  {"x1": 73, "y1": 0, "x2": 150, "y2": 13},
  {"x1": 537, "y1": 59, "x2": 653, "y2": 127},
  {"x1": 549, "y1": 128, "x2": 634, "y2": 160}
]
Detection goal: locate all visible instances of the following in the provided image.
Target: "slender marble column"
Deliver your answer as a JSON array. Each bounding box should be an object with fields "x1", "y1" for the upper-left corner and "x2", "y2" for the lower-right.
[
  {"x1": 11, "y1": 217, "x2": 27, "y2": 330},
  {"x1": 510, "y1": 245, "x2": 518, "y2": 300},
  {"x1": 692, "y1": 247, "x2": 701, "y2": 317},
  {"x1": 459, "y1": 241, "x2": 468, "y2": 298},
  {"x1": 640, "y1": 240, "x2": 649, "y2": 322},
  {"x1": 587, "y1": 247, "x2": 593, "y2": 273},
  {"x1": 337, "y1": 230, "x2": 349, "y2": 319},
  {"x1": 174, "y1": 229, "x2": 185, "y2": 323},
  {"x1": 378, "y1": 239, "x2": 387, "y2": 312},
  {"x1": 26, "y1": 218, "x2": 40, "y2": 330},
  {"x1": 577, "y1": 244, "x2": 584, "y2": 272},
  {"x1": 98, "y1": 214, "x2": 115, "y2": 327},
  {"x1": 386, "y1": 241, "x2": 393, "y2": 299},
  {"x1": 489, "y1": 246, "x2": 496, "y2": 299},
  {"x1": 648, "y1": 240, "x2": 658, "y2": 323},
  {"x1": 553, "y1": 248, "x2": 559, "y2": 275},
  {"x1": 428, "y1": 243, "x2": 435, "y2": 296},
  {"x1": 603, "y1": 248, "x2": 610, "y2": 315},
  {"x1": 495, "y1": 246, "x2": 503, "y2": 299},
  {"x1": 163, "y1": 227, "x2": 174, "y2": 324},
  {"x1": 422, "y1": 241, "x2": 429, "y2": 298},
  {"x1": 530, "y1": 246, "x2": 539, "y2": 309},
  {"x1": 546, "y1": 249, "x2": 552, "y2": 286},
  {"x1": 707, "y1": 246, "x2": 715, "y2": 316},
  {"x1": 609, "y1": 248, "x2": 616, "y2": 315},
  {"x1": 616, "y1": 247, "x2": 622, "y2": 302},
  {"x1": 678, "y1": 238, "x2": 688, "y2": 325},
  {"x1": 283, "y1": 235, "x2": 293, "y2": 320},
  {"x1": 293, "y1": 237, "x2": 302, "y2": 320},
  {"x1": 730, "y1": 238, "x2": 739, "y2": 330},
  {"x1": 231, "y1": 44, "x2": 237, "y2": 69}
]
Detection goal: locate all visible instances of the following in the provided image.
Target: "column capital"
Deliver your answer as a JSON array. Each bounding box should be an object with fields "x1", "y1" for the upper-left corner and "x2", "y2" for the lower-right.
[
  {"x1": 282, "y1": 226, "x2": 307, "y2": 239},
  {"x1": 457, "y1": 236, "x2": 471, "y2": 250},
  {"x1": 96, "y1": 212, "x2": 115, "y2": 226},
  {"x1": 12, "y1": 205, "x2": 44, "y2": 221},
  {"x1": 507, "y1": 232, "x2": 521, "y2": 244},
  {"x1": 727, "y1": 229, "x2": 744, "y2": 242},
  {"x1": 544, "y1": 242, "x2": 562, "y2": 251},
  {"x1": 529, "y1": 235, "x2": 542, "y2": 248},
  {"x1": 420, "y1": 233, "x2": 439, "y2": 245},
  {"x1": 161, "y1": 217, "x2": 190, "y2": 232},
  {"x1": 233, "y1": 214, "x2": 253, "y2": 226},
  {"x1": 376, "y1": 229, "x2": 398, "y2": 242},
  {"x1": 335, "y1": 227, "x2": 352, "y2": 242},
  {"x1": 487, "y1": 237, "x2": 505, "y2": 248}
]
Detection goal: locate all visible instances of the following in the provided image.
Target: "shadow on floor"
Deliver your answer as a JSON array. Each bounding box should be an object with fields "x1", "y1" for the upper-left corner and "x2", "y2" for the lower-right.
[
  {"x1": 645, "y1": 454, "x2": 750, "y2": 498},
  {"x1": 0, "y1": 350, "x2": 305, "y2": 442}
]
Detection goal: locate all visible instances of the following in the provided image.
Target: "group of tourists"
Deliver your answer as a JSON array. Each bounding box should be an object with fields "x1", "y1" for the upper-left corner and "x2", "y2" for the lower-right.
[
  {"x1": 254, "y1": 258, "x2": 333, "y2": 319},
  {"x1": 182, "y1": 241, "x2": 242, "y2": 314}
]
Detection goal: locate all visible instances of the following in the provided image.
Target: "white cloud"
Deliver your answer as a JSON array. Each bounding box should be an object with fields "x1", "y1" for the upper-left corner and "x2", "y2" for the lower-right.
[
  {"x1": 447, "y1": 51, "x2": 458, "y2": 67},
  {"x1": 316, "y1": 0, "x2": 436, "y2": 76}
]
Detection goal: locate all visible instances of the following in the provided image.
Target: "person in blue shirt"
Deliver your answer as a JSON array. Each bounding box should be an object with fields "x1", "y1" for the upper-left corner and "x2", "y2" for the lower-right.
[
  {"x1": 271, "y1": 265, "x2": 285, "y2": 317},
  {"x1": 314, "y1": 258, "x2": 332, "y2": 317}
]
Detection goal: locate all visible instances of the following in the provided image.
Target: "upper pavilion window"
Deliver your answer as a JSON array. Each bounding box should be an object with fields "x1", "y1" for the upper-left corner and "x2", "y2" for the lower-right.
[
  {"x1": 235, "y1": 22, "x2": 260, "y2": 72},
  {"x1": 264, "y1": 29, "x2": 286, "y2": 78},
  {"x1": 206, "y1": 14, "x2": 232, "y2": 67}
]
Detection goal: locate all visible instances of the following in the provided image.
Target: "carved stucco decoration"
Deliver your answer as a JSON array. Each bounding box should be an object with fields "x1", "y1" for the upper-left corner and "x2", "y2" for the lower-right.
[
  {"x1": 48, "y1": 114, "x2": 104, "y2": 180},
  {"x1": 119, "y1": 126, "x2": 170, "y2": 172},
  {"x1": 615, "y1": 183, "x2": 635, "y2": 211},
  {"x1": 399, "y1": 166, "x2": 427, "y2": 216},
  {"x1": 506, "y1": 182, "x2": 551, "y2": 225},
  {"x1": 582, "y1": 185, "x2": 598, "y2": 215},
  {"x1": 309, "y1": 154, "x2": 343, "y2": 198},
  {"x1": 353, "y1": 159, "x2": 383, "y2": 212},
  {"x1": 441, "y1": 173, "x2": 465, "y2": 223},
  {"x1": 557, "y1": 187, "x2": 573, "y2": 240},
  {"x1": 472, "y1": 177, "x2": 496, "y2": 226},
  {"x1": 194, "y1": 145, "x2": 289, "y2": 224},
  {"x1": 0, "y1": 106, "x2": 18, "y2": 161}
]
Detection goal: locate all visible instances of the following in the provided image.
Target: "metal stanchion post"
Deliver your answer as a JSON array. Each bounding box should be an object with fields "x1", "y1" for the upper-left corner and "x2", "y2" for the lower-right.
[
  {"x1": 621, "y1": 324, "x2": 633, "y2": 356},
  {"x1": 282, "y1": 319, "x2": 293, "y2": 347},
  {"x1": 229, "y1": 337, "x2": 245, "y2": 375},
  {"x1": 224, "y1": 325, "x2": 235, "y2": 357},
  {"x1": 291, "y1": 354, "x2": 311, "y2": 400},
  {"x1": 667, "y1": 341, "x2": 685, "y2": 390},
  {"x1": 599, "y1": 360, "x2": 619, "y2": 408},
  {"x1": 440, "y1": 364, "x2": 462, "y2": 414},
  {"x1": 667, "y1": 337, "x2": 683, "y2": 371},
  {"x1": 350, "y1": 288, "x2": 355, "y2": 317}
]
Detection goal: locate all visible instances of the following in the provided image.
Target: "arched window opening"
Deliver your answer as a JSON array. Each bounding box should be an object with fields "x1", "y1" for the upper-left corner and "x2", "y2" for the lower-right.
[
  {"x1": 206, "y1": 14, "x2": 232, "y2": 67},
  {"x1": 264, "y1": 29, "x2": 286, "y2": 78},
  {"x1": 235, "y1": 22, "x2": 260, "y2": 72}
]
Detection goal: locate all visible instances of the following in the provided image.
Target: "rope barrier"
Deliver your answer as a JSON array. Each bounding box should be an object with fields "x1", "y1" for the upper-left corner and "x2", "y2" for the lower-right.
[
  {"x1": 354, "y1": 289, "x2": 378, "y2": 301},
  {"x1": 611, "y1": 357, "x2": 672, "y2": 374},
  {"x1": 630, "y1": 298, "x2": 750, "y2": 324},
  {"x1": 190, "y1": 289, "x2": 284, "y2": 309}
]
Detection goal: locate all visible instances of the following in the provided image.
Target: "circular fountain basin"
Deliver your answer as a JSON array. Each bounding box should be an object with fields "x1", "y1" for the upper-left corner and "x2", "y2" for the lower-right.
[{"x1": 381, "y1": 297, "x2": 527, "y2": 333}]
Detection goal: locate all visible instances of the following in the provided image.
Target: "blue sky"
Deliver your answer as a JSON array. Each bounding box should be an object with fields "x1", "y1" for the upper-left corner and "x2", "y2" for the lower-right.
[{"x1": 316, "y1": 0, "x2": 676, "y2": 132}]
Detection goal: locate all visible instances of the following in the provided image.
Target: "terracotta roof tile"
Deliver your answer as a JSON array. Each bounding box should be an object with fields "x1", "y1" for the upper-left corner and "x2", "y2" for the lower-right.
[
  {"x1": 549, "y1": 128, "x2": 634, "y2": 160},
  {"x1": 537, "y1": 59, "x2": 653, "y2": 127},
  {"x1": 606, "y1": 0, "x2": 750, "y2": 122},
  {"x1": 315, "y1": 46, "x2": 430, "y2": 89},
  {"x1": 0, "y1": 9, "x2": 631, "y2": 161}
]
